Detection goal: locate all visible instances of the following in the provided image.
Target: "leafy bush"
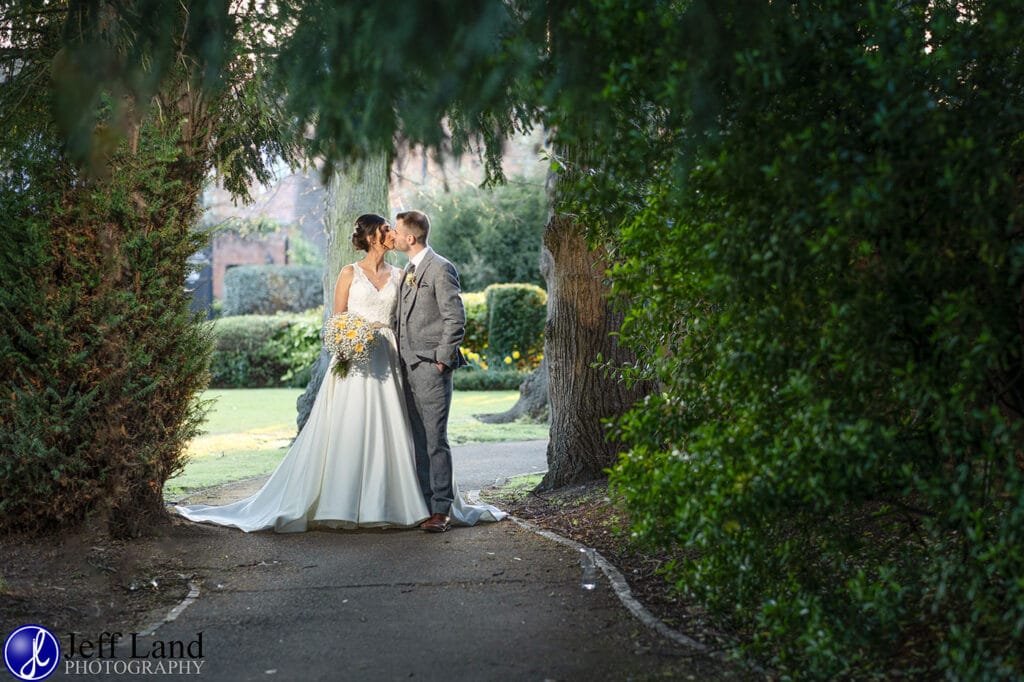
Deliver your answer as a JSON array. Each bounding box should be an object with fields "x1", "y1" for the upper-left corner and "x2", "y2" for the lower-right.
[
  {"x1": 484, "y1": 283, "x2": 547, "y2": 363},
  {"x1": 211, "y1": 297, "x2": 538, "y2": 391},
  {"x1": 461, "y1": 291, "x2": 488, "y2": 353},
  {"x1": 222, "y1": 265, "x2": 322, "y2": 316},
  {"x1": 453, "y1": 369, "x2": 526, "y2": 391},
  {"x1": 265, "y1": 309, "x2": 322, "y2": 385},
  {"x1": 424, "y1": 181, "x2": 547, "y2": 291},
  {"x1": 586, "y1": 2, "x2": 1024, "y2": 678},
  {"x1": 210, "y1": 310, "x2": 321, "y2": 388},
  {"x1": 285, "y1": 229, "x2": 324, "y2": 268}
]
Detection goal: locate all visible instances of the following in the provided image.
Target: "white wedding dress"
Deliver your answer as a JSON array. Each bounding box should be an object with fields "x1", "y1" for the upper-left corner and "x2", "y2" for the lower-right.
[{"x1": 175, "y1": 264, "x2": 506, "y2": 532}]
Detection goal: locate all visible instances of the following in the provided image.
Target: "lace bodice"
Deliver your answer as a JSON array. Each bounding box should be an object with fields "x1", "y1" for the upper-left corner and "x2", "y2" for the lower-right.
[{"x1": 346, "y1": 263, "x2": 401, "y2": 325}]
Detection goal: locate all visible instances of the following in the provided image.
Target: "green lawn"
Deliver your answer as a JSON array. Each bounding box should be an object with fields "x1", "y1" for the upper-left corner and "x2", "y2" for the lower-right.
[{"x1": 165, "y1": 388, "x2": 547, "y2": 499}]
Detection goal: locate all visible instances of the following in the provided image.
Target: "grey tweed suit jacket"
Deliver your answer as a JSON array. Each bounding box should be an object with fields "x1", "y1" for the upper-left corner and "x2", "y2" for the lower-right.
[{"x1": 395, "y1": 249, "x2": 468, "y2": 369}]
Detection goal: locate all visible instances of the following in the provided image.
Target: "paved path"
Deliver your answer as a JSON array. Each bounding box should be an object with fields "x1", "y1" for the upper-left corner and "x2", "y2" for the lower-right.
[
  {"x1": 91, "y1": 442, "x2": 755, "y2": 681},
  {"x1": 449, "y1": 439, "x2": 548, "y2": 489}
]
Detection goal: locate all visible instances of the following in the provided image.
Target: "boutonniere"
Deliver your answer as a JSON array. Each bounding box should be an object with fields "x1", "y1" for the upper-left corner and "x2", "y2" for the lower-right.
[{"x1": 404, "y1": 273, "x2": 417, "y2": 288}]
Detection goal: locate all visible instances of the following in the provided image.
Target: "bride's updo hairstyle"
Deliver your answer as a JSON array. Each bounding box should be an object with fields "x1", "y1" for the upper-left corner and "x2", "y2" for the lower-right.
[{"x1": 351, "y1": 213, "x2": 387, "y2": 251}]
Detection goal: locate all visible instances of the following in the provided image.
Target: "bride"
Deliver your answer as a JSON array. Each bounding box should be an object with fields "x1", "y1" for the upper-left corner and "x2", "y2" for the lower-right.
[{"x1": 175, "y1": 214, "x2": 505, "y2": 532}]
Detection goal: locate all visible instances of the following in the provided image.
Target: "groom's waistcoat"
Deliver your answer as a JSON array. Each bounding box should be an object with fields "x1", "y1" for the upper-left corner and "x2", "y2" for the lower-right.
[{"x1": 395, "y1": 250, "x2": 468, "y2": 369}]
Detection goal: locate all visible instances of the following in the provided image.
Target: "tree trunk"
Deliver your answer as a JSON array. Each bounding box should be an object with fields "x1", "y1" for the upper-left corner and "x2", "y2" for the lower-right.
[
  {"x1": 537, "y1": 212, "x2": 651, "y2": 490},
  {"x1": 296, "y1": 155, "x2": 390, "y2": 431}
]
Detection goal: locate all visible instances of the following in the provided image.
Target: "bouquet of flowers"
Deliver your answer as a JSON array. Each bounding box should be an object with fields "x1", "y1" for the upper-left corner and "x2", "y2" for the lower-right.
[{"x1": 323, "y1": 312, "x2": 375, "y2": 378}]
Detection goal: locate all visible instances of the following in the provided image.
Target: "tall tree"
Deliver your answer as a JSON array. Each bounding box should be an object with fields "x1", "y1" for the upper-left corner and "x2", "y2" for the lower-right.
[
  {"x1": 1, "y1": 0, "x2": 298, "y2": 536},
  {"x1": 538, "y1": 214, "x2": 649, "y2": 488}
]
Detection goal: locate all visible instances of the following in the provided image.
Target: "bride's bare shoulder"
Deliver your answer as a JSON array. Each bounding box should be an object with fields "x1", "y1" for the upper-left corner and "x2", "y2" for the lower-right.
[{"x1": 335, "y1": 265, "x2": 356, "y2": 286}]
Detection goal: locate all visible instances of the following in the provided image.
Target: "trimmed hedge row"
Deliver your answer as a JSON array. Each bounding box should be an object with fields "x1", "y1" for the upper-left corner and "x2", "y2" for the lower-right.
[
  {"x1": 482, "y1": 283, "x2": 547, "y2": 362},
  {"x1": 223, "y1": 265, "x2": 322, "y2": 316},
  {"x1": 462, "y1": 291, "x2": 488, "y2": 353},
  {"x1": 452, "y1": 369, "x2": 525, "y2": 391},
  {"x1": 210, "y1": 311, "x2": 321, "y2": 388}
]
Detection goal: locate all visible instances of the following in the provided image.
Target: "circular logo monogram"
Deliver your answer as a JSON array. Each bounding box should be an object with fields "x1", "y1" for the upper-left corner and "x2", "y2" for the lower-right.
[{"x1": 3, "y1": 625, "x2": 60, "y2": 681}]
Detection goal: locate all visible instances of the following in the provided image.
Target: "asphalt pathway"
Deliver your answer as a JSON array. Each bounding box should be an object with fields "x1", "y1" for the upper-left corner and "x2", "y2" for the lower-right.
[{"x1": 67, "y1": 442, "x2": 756, "y2": 681}]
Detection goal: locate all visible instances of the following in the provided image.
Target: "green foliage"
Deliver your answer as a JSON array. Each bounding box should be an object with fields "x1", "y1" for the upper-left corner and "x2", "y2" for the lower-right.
[
  {"x1": 461, "y1": 292, "x2": 488, "y2": 353},
  {"x1": 459, "y1": 288, "x2": 542, "y2": 376},
  {"x1": 0, "y1": 118, "x2": 212, "y2": 536},
  {"x1": 46, "y1": 1, "x2": 301, "y2": 189},
  {"x1": 484, "y1": 284, "x2": 547, "y2": 364},
  {"x1": 581, "y1": 1, "x2": 1024, "y2": 678},
  {"x1": 210, "y1": 307, "x2": 524, "y2": 391},
  {"x1": 52, "y1": 2, "x2": 543, "y2": 185},
  {"x1": 222, "y1": 265, "x2": 322, "y2": 316},
  {"x1": 286, "y1": 230, "x2": 324, "y2": 267},
  {"x1": 273, "y1": 1, "x2": 541, "y2": 183},
  {"x1": 423, "y1": 182, "x2": 547, "y2": 290},
  {"x1": 209, "y1": 311, "x2": 321, "y2": 388},
  {"x1": 453, "y1": 369, "x2": 526, "y2": 392},
  {"x1": 0, "y1": 1, "x2": 299, "y2": 537}
]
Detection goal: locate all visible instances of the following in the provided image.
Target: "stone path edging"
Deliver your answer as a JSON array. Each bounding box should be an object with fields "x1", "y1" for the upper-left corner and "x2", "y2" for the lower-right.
[
  {"x1": 467, "y1": 489, "x2": 707, "y2": 652},
  {"x1": 138, "y1": 579, "x2": 202, "y2": 637}
]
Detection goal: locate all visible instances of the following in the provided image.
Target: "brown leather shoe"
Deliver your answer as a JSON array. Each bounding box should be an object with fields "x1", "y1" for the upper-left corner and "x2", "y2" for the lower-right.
[{"x1": 419, "y1": 513, "x2": 450, "y2": 533}]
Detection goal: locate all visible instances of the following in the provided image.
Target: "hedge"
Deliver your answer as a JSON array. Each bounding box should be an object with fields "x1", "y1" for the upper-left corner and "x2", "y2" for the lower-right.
[
  {"x1": 222, "y1": 264, "x2": 322, "y2": 316},
  {"x1": 461, "y1": 291, "x2": 488, "y2": 353},
  {"x1": 484, "y1": 283, "x2": 547, "y2": 362},
  {"x1": 209, "y1": 311, "x2": 320, "y2": 388},
  {"x1": 601, "y1": 3, "x2": 1024, "y2": 678},
  {"x1": 453, "y1": 368, "x2": 525, "y2": 391}
]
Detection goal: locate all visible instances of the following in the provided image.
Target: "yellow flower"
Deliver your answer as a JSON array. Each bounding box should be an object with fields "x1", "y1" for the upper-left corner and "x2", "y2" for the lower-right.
[
  {"x1": 346, "y1": 330, "x2": 357, "y2": 339},
  {"x1": 512, "y1": 350, "x2": 521, "y2": 360},
  {"x1": 504, "y1": 356, "x2": 512, "y2": 365},
  {"x1": 354, "y1": 343, "x2": 364, "y2": 353}
]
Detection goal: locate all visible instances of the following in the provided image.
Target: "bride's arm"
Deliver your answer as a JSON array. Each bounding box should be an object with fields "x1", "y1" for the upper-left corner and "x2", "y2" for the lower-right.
[{"x1": 332, "y1": 265, "x2": 355, "y2": 314}]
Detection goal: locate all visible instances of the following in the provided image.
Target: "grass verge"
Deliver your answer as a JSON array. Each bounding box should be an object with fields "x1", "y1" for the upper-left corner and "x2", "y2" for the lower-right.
[{"x1": 165, "y1": 388, "x2": 547, "y2": 499}]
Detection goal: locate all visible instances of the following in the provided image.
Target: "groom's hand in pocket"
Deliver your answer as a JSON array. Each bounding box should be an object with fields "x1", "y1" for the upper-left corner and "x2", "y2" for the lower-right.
[{"x1": 435, "y1": 362, "x2": 447, "y2": 373}]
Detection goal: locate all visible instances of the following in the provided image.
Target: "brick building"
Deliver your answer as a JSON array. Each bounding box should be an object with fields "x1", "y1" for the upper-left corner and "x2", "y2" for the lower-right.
[{"x1": 190, "y1": 129, "x2": 546, "y2": 315}]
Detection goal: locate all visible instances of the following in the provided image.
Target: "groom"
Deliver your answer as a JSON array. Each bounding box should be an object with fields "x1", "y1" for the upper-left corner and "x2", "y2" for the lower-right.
[{"x1": 393, "y1": 210, "x2": 467, "y2": 533}]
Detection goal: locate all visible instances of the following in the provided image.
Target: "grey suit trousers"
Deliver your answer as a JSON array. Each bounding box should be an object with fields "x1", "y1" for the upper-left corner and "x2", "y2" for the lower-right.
[{"x1": 401, "y1": 360, "x2": 454, "y2": 514}]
